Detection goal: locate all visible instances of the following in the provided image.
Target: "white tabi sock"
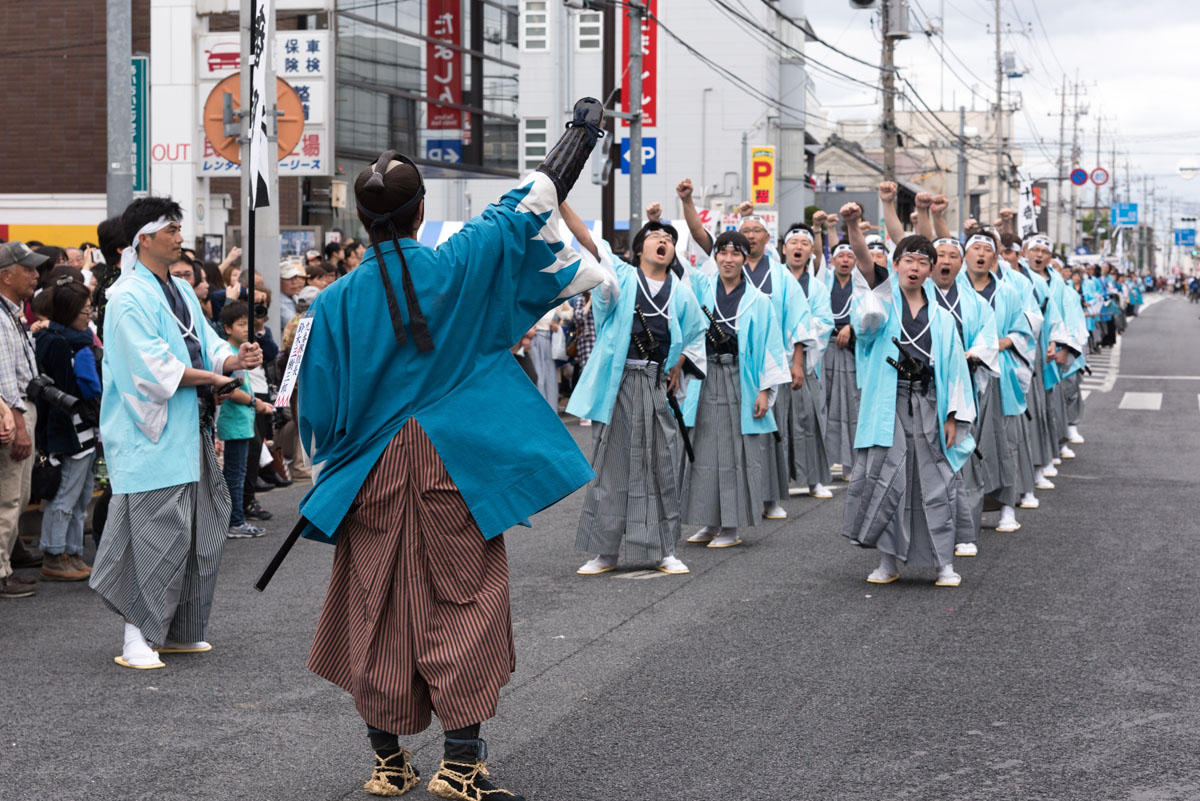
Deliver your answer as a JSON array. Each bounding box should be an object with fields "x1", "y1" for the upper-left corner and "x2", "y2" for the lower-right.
[{"x1": 122, "y1": 623, "x2": 161, "y2": 666}]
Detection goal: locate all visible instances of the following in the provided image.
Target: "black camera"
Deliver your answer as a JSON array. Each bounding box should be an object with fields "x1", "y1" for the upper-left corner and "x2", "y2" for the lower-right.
[{"x1": 26, "y1": 374, "x2": 80, "y2": 415}]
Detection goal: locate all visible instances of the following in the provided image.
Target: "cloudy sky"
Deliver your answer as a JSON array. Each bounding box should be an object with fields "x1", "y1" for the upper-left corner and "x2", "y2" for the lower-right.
[{"x1": 800, "y1": 0, "x2": 1200, "y2": 225}]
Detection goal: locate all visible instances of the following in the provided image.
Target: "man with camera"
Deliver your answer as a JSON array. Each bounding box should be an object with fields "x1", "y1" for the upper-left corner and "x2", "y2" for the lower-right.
[
  {"x1": 0, "y1": 241, "x2": 48, "y2": 599},
  {"x1": 88, "y1": 197, "x2": 262, "y2": 669}
]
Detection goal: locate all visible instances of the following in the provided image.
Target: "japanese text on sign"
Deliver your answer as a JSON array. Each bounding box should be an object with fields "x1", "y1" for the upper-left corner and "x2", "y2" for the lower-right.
[
  {"x1": 427, "y1": 0, "x2": 462, "y2": 130},
  {"x1": 750, "y1": 147, "x2": 775, "y2": 208},
  {"x1": 621, "y1": 0, "x2": 657, "y2": 128}
]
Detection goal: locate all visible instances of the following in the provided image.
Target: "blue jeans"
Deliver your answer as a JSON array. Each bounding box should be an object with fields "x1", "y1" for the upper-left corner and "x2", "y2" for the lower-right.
[
  {"x1": 223, "y1": 438, "x2": 250, "y2": 526},
  {"x1": 39, "y1": 451, "x2": 96, "y2": 556}
]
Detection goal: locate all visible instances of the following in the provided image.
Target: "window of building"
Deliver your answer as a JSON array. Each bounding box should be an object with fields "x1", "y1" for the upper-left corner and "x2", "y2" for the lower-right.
[
  {"x1": 522, "y1": 1, "x2": 549, "y2": 51},
  {"x1": 523, "y1": 118, "x2": 548, "y2": 171},
  {"x1": 576, "y1": 11, "x2": 602, "y2": 51}
]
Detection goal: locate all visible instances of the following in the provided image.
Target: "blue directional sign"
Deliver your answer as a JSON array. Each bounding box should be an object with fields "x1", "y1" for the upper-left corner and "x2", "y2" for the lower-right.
[
  {"x1": 1174, "y1": 228, "x2": 1196, "y2": 247},
  {"x1": 1110, "y1": 203, "x2": 1138, "y2": 227},
  {"x1": 425, "y1": 139, "x2": 463, "y2": 164},
  {"x1": 620, "y1": 137, "x2": 657, "y2": 175},
  {"x1": 1074, "y1": 244, "x2": 1090, "y2": 255},
  {"x1": 1070, "y1": 168, "x2": 1088, "y2": 186}
]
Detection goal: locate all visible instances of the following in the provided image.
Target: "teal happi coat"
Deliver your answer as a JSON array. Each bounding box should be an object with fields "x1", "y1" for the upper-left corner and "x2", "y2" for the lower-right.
[
  {"x1": 565, "y1": 244, "x2": 707, "y2": 425},
  {"x1": 944, "y1": 272, "x2": 1001, "y2": 389},
  {"x1": 794, "y1": 260, "x2": 834, "y2": 378},
  {"x1": 682, "y1": 274, "x2": 791, "y2": 435},
  {"x1": 1058, "y1": 282, "x2": 1090, "y2": 378},
  {"x1": 100, "y1": 263, "x2": 234, "y2": 494},
  {"x1": 851, "y1": 277, "x2": 977, "y2": 472},
  {"x1": 980, "y1": 267, "x2": 1037, "y2": 416},
  {"x1": 297, "y1": 171, "x2": 607, "y2": 542}
]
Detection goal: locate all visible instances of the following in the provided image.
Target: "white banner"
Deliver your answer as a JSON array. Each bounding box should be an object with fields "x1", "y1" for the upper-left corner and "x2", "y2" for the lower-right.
[
  {"x1": 248, "y1": 0, "x2": 274, "y2": 209},
  {"x1": 1017, "y1": 180, "x2": 1038, "y2": 238}
]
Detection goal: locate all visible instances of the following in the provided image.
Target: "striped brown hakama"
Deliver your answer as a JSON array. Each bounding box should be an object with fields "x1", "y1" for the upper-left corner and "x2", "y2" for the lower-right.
[{"x1": 307, "y1": 419, "x2": 515, "y2": 736}]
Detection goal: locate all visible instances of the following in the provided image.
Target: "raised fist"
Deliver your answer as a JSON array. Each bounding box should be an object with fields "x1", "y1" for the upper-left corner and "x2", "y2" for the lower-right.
[
  {"x1": 965, "y1": 217, "x2": 979, "y2": 230},
  {"x1": 931, "y1": 194, "x2": 949, "y2": 214},
  {"x1": 646, "y1": 201, "x2": 662, "y2": 222},
  {"x1": 676, "y1": 178, "x2": 694, "y2": 202},
  {"x1": 737, "y1": 201, "x2": 755, "y2": 217},
  {"x1": 999, "y1": 207, "x2": 1015, "y2": 220},
  {"x1": 859, "y1": 220, "x2": 872, "y2": 234},
  {"x1": 812, "y1": 209, "x2": 828, "y2": 228},
  {"x1": 915, "y1": 192, "x2": 934, "y2": 210},
  {"x1": 878, "y1": 181, "x2": 898, "y2": 203},
  {"x1": 839, "y1": 202, "x2": 862, "y2": 224}
]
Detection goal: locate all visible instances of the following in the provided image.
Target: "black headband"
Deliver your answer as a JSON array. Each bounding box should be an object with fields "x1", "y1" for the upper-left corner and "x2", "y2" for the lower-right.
[{"x1": 357, "y1": 150, "x2": 434, "y2": 353}]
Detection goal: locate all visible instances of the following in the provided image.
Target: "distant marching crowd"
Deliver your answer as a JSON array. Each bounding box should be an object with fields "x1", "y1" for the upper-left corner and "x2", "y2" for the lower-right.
[{"x1": 545, "y1": 180, "x2": 1145, "y2": 586}]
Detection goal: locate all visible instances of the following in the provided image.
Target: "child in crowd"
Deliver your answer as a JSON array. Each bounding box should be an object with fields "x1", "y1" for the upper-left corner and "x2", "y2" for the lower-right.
[{"x1": 217, "y1": 302, "x2": 274, "y2": 538}]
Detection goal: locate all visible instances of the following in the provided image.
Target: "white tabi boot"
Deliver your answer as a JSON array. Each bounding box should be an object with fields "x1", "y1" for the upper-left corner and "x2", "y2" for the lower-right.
[
  {"x1": 996, "y1": 505, "x2": 1021, "y2": 532},
  {"x1": 1066, "y1": 425, "x2": 1084, "y2": 444}
]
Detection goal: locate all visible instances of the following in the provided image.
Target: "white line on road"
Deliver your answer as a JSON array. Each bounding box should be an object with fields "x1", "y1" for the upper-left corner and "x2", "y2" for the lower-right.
[
  {"x1": 1082, "y1": 390, "x2": 1091, "y2": 400},
  {"x1": 1118, "y1": 375, "x2": 1200, "y2": 381},
  {"x1": 1119, "y1": 392, "x2": 1162, "y2": 410}
]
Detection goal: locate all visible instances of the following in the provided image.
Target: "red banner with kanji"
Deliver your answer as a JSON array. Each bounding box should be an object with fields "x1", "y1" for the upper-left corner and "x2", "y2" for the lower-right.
[
  {"x1": 621, "y1": 0, "x2": 657, "y2": 128},
  {"x1": 427, "y1": 0, "x2": 462, "y2": 130}
]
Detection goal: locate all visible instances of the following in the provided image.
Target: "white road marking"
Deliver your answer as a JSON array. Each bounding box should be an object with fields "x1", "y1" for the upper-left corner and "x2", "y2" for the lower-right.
[
  {"x1": 1118, "y1": 392, "x2": 1162, "y2": 410},
  {"x1": 1118, "y1": 375, "x2": 1200, "y2": 381},
  {"x1": 1082, "y1": 390, "x2": 1091, "y2": 400}
]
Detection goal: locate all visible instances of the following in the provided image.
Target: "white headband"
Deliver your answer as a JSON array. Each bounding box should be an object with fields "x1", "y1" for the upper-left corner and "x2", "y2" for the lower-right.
[
  {"x1": 1028, "y1": 235, "x2": 1052, "y2": 251},
  {"x1": 832, "y1": 243, "x2": 853, "y2": 257},
  {"x1": 120, "y1": 216, "x2": 175, "y2": 276},
  {"x1": 965, "y1": 234, "x2": 997, "y2": 253},
  {"x1": 739, "y1": 215, "x2": 768, "y2": 230},
  {"x1": 933, "y1": 238, "x2": 964, "y2": 254},
  {"x1": 784, "y1": 228, "x2": 813, "y2": 245}
]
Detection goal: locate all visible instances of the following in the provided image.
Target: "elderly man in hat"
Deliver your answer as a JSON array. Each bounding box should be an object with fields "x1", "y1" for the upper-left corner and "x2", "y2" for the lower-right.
[
  {"x1": 279, "y1": 257, "x2": 307, "y2": 332},
  {"x1": 0, "y1": 242, "x2": 49, "y2": 598}
]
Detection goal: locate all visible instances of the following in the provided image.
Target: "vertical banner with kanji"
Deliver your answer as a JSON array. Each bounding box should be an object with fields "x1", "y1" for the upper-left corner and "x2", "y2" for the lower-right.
[
  {"x1": 427, "y1": 0, "x2": 462, "y2": 130},
  {"x1": 248, "y1": 0, "x2": 274, "y2": 209},
  {"x1": 1018, "y1": 179, "x2": 1038, "y2": 238},
  {"x1": 621, "y1": 0, "x2": 657, "y2": 128}
]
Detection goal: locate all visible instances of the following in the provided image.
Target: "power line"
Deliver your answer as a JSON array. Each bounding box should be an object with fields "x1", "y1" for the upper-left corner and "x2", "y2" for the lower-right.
[{"x1": 754, "y1": 0, "x2": 892, "y2": 73}]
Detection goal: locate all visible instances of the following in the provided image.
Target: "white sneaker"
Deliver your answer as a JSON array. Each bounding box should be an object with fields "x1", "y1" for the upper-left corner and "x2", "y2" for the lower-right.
[
  {"x1": 656, "y1": 555, "x2": 690, "y2": 574},
  {"x1": 763, "y1": 502, "x2": 788, "y2": 519},
  {"x1": 809, "y1": 483, "x2": 833, "y2": 499},
  {"x1": 1066, "y1": 425, "x2": 1084, "y2": 444},
  {"x1": 707, "y1": 529, "x2": 743, "y2": 549},
  {"x1": 955, "y1": 542, "x2": 978, "y2": 557},
  {"x1": 577, "y1": 554, "x2": 618, "y2": 575},
  {"x1": 687, "y1": 526, "x2": 718, "y2": 543},
  {"x1": 935, "y1": 566, "x2": 962, "y2": 587},
  {"x1": 995, "y1": 506, "x2": 1021, "y2": 532},
  {"x1": 1042, "y1": 463, "x2": 1058, "y2": 478},
  {"x1": 1059, "y1": 445, "x2": 1076, "y2": 459},
  {"x1": 1019, "y1": 492, "x2": 1040, "y2": 509}
]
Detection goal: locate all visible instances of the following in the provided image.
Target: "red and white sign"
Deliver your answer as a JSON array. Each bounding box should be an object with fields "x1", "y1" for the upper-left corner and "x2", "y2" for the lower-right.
[
  {"x1": 1091, "y1": 167, "x2": 1110, "y2": 186},
  {"x1": 621, "y1": 0, "x2": 657, "y2": 128},
  {"x1": 427, "y1": 0, "x2": 462, "y2": 130}
]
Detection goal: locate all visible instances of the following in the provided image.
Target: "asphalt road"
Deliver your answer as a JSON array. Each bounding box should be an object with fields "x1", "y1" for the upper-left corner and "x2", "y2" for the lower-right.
[{"x1": 4, "y1": 292, "x2": 1199, "y2": 801}]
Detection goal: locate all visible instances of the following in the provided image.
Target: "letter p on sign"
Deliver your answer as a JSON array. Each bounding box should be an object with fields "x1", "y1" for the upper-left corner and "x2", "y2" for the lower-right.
[{"x1": 750, "y1": 147, "x2": 775, "y2": 207}]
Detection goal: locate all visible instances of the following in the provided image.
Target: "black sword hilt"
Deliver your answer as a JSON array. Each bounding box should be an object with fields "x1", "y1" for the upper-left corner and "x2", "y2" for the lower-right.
[{"x1": 254, "y1": 515, "x2": 309, "y2": 592}]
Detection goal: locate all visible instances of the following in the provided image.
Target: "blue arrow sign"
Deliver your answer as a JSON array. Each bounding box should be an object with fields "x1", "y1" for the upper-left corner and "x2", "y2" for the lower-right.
[{"x1": 1110, "y1": 203, "x2": 1138, "y2": 227}]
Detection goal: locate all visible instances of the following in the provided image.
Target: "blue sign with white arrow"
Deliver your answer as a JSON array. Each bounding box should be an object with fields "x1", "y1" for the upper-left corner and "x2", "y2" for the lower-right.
[
  {"x1": 1174, "y1": 228, "x2": 1196, "y2": 247},
  {"x1": 1110, "y1": 203, "x2": 1138, "y2": 227},
  {"x1": 425, "y1": 140, "x2": 463, "y2": 164},
  {"x1": 620, "y1": 137, "x2": 657, "y2": 175}
]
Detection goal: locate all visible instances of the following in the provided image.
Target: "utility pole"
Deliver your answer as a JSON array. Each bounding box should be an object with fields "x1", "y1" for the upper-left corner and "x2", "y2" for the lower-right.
[
  {"x1": 957, "y1": 106, "x2": 967, "y2": 236},
  {"x1": 994, "y1": 0, "x2": 1003, "y2": 222},
  {"x1": 627, "y1": 0, "x2": 645, "y2": 235},
  {"x1": 1068, "y1": 75, "x2": 1082, "y2": 251},
  {"x1": 1054, "y1": 73, "x2": 1066, "y2": 247},
  {"x1": 1091, "y1": 112, "x2": 1102, "y2": 250},
  {"x1": 106, "y1": 0, "x2": 133, "y2": 217},
  {"x1": 881, "y1": 0, "x2": 896, "y2": 181},
  {"x1": 600, "y1": 0, "x2": 616, "y2": 244}
]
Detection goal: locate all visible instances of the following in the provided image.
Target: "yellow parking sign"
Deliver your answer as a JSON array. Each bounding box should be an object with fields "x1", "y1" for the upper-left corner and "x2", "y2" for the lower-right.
[{"x1": 750, "y1": 147, "x2": 775, "y2": 207}]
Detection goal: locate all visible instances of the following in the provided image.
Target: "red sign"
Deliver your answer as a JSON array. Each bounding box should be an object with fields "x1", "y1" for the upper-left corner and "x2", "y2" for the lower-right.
[
  {"x1": 426, "y1": 0, "x2": 462, "y2": 130},
  {"x1": 621, "y1": 0, "x2": 657, "y2": 128}
]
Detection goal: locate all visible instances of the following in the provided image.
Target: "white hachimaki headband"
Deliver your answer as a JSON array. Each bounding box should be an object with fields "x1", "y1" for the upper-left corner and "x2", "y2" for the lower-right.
[
  {"x1": 933, "y1": 238, "x2": 964, "y2": 255},
  {"x1": 965, "y1": 234, "x2": 997, "y2": 253},
  {"x1": 832, "y1": 243, "x2": 854, "y2": 257},
  {"x1": 120, "y1": 216, "x2": 175, "y2": 276},
  {"x1": 1027, "y1": 235, "x2": 1053, "y2": 251},
  {"x1": 739, "y1": 215, "x2": 768, "y2": 230},
  {"x1": 866, "y1": 241, "x2": 888, "y2": 252},
  {"x1": 783, "y1": 228, "x2": 813, "y2": 245}
]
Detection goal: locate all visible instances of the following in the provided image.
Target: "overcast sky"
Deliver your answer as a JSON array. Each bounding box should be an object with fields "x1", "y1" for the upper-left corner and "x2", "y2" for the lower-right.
[{"x1": 800, "y1": 0, "x2": 1200, "y2": 224}]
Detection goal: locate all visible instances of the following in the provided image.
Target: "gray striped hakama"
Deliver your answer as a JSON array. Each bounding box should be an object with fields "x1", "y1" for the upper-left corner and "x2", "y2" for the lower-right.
[
  {"x1": 762, "y1": 394, "x2": 791, "y2": 500},
  {"x1": 1063, "y1": 371, "x2": 1084, "y2": 425},
  {"x1": 681, "y1": 355, "x2": 765, "y2": 529},
  {"x1": 975, "y1": 377, "x2": 1017, "y2": 508},
  {"x1": 530, "y1": 328, "x2": 558, "y2": 410},
  {"x1": 779, "y1": 370, "x2": 831, "y2": 487},
  {"x1": 954, "y1": 441, "x2": 984, "y2": 546},
  {"x1": 843, "y1": 382, "x2": 957, "y2": 569},
  {"x1": 1047, "y1": 381, "x2": 1069, "y2": 445},
  {"x1": 89, "y1": 422, "x2": 230, "y2": 647},
  {"x1": 1026, "y1": 357, "x2": 1055, "y2": 468},
  {"x1": 1011, "y1": 411, "x2": 1036, "y2": 494},
  {"x1": 576, "y1": 362, "x2": 682, "y2": 562},
  {"x1": 823, "y1": 341, "x2": 859, "y2": 469}
]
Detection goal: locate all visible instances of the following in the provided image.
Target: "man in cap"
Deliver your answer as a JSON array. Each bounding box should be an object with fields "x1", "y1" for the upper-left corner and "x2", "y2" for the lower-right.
[{"x1": 0, "y1": 242, "x2": 48, "y2": 598}]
